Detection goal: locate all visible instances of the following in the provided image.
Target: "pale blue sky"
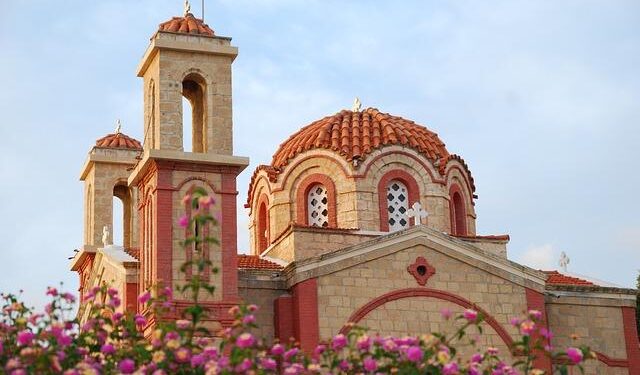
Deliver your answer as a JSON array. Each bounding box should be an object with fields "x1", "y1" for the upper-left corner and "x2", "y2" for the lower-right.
[{"x1": 1, "y1": 1, "x2": 639, "y2": 310}]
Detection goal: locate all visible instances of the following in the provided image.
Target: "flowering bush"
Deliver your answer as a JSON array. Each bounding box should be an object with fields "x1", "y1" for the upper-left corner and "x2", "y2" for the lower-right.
[{"x1": 0, "y1": 188, "x2": 593, "y2": 374}]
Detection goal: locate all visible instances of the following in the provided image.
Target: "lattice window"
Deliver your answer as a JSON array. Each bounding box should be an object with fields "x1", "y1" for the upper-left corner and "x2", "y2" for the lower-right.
[
  {"x1": 307, "y1": 184, "x2": 329, "y2": 227},
  {"x1": 387, "y1": 180, "x2": 409, "y2": 231}
]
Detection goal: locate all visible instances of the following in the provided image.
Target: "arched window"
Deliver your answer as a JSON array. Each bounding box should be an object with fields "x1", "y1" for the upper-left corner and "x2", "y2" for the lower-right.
[
  {"x1": 182, "y1": 74, "x2": 207, "y2": 153},
  {"x1": 113, "y1": 183, "x2": 133, "y2": 248},
  {"x1": 386, "y1": 180, "x2": 409, "y2": 231},
  {"x1": 257, "y1": 200, "x2": 269, "y2": 252},
  {"x1": 449, "y1": 185, "x2": 467, "y2": 236},
  {"x1": 307, "y1": 184, "x2": 329, "y2": 227}
]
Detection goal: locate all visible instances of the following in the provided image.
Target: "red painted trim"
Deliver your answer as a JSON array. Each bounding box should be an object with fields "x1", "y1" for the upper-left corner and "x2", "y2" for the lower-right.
[
  {"x1": 552, "y1": 351, "x2": 629, "y2": 368},
  {"x1": 407, "y1": 256, "x2": 436, "y2": 286},
  {"x1": 220, "y1": 172, "x2": 239, "y2": 301},
  {"x1": 124, "y1": 282, "x2": 138, "y2": 313},
  {"x1": 444, "y1": 164, "x2": 475, "y2": 199},
  {"x1": 274, "y1": 154, "x2": 350, "y2": 194},
  {"x1": 155, "y1": 167, "x2": 174, "y2": 294},
  {"x1": 449, "y1": 184, "x2": 467, "y2": 236},
  {"x1": 274, "y1": 295, "x2": 294, "y2": 342},
  {"x1": 525, "y1": 288, "x2": 552, "y2": 372},
  {"x1": 292, "y1": 278, "x2": 320, "y2": 352},
  {"x1": 295, "y1": 173, "x2": 338, "y2": 228},
  {"x1": 622, "y1": 306, "x2": 640, "y2": 371},
  {"x1": 339, "y1": 288, "x2": 514, "y2": 348},
  {"x1": 377, "y1": 169, "x2": 421, "y2": 231},
  {"x1": 360, "y1": 150, "x2": 440, "y2": 183},
  {"x1": 256, "y1": 193, "x2": 270, "y2": 254}
]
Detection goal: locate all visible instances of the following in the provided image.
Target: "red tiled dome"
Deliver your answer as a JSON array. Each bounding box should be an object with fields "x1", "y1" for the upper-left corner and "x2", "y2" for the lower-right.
[
  {"x1": 95, "y1": 132, "x2": 142, "y2": 150},
  {"x1": 271, "y1": 108, "x2": 450, "y2": 170},
  {"x1": 158, "y1": 13, "x2": 215, "y2": 36}
]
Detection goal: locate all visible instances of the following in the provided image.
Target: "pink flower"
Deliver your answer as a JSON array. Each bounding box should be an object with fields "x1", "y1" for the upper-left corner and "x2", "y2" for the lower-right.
[
  {"x1": 242, "y1": 314, "x2": 256, "y2": 325},
  {"x1": 529, "y1": 309, "x2": 543, "y2": 320},
  {"x1": 100, "y1": 344, "x2": 115, "y2": 355},
  {"x1": 61, "y1": 293, "x2": 75, "y2": 303},
  {"x1": 182, "y1": 194, "x2": 192, "y2": 205},
  {"x1": 247, "y1": 304, "x2": 258, "y2": 312},
  {"x1": 363, "y1": 357, "x2": 378, "y2": 372},
  {"x1": 46, "y1": 287, "x2": 58, "y2": 297},
  {"x1": 198, "y1": 196, "x2": 215, "y2": 209},
  {"x1": 178, "y1": 215, "x2": 189, "y2": 228},
  {"x1": 235, "y1": 333, "x2": 255, "y2": 348},
  {"x1": 191, "y1": 354, "x2": 206, "y2": 367},
  {"x1": 235, "y1": 358, "x2": 252, "y2": 372},
  {"x1": 313, "y1": 344, "x2": 326, "y2": 358},
  {"x1": 509, "y1": 317, "x2": 521, "y2": 327},
  {"x1": 134, "y1": 314, "x2": 146, "y2": 327},
  {"x1": 443, "y1": 362, "x2": 459, "y2": 375},
  {"x1": 566, "y1": 347, "x2": 583, "y2": 364},
  {"x1": 487, "y1": 347, "x2": 499, "y2": 355},
  {"x1": 118, "y1": 359, "x2": 136, "y2": 374},
  {"x1": 112, "y1": 312, "x2": 123, "y2": 322},
  {"x1": 406, "y1": 346, "x2": 423, "y2": 362},
  {"x1": 270, "y1": 343, "x2": 285, "y2": 356},
  {"x1": 463, "y1": 309, "x2": 478, "y2": 322},
  {"x1": 176, "y1": 319, "x2": 191, "y2": 329},
  {"x1": 17, "y1": 330, "x2": 34, "y2": 346},
  {"x1": 540, "y1": 327, "x2": 554, "y2": 340},
  {"x1": 175, "y1": 348, "x2": 191, "y2": 363},
  {"x1": 440, "y1": 308, "x2": 453, "y2": 320},
  {"x1": 107, "y1": 287, "x2": 118, "y2": 297},
  {"x1": 356, "y1": 335, "x2": 371, "y2": 351},
  {"x1": 138, "y1": 291, "x2": 151, "y2": 304},
  {"x1": 332, "y1": 334, "x2": 347, "y2": 350},
  {"x1": 470, "y1": 352, "x2": 483, "y2": 364},
  {"x1": 519, "y1": 320, "x2": 535, "y2": 336},
  {"x1": 284, "y1": 348, "x2": 299, "y2": 360},
  {"x1": 260, "y1": 358, "x2": 277, "y2": 370}
]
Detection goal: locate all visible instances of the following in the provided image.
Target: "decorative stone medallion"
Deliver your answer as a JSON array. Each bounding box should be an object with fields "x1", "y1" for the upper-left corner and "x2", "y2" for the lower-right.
[{"x1": 407, "y1": 256, "x2": 436, "y2": 286}]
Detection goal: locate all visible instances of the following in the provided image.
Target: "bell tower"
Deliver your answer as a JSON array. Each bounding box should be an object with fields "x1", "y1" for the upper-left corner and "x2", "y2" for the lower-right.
[{"x1": 129, "y1": 8, "x2": 249, "y2": 330}]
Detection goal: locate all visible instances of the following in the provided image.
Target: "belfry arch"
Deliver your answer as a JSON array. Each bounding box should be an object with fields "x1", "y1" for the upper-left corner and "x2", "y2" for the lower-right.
[{"x1": 182, "y1": 73, "x2": 207, "y2": 153}]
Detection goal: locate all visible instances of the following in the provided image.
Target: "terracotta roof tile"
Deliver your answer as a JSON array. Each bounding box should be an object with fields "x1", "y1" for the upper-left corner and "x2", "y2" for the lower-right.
[
  {"x1": 237, "y1": 255, "x2": 282, "y2": 270},
  {"x1": 543, "y1": 271, "x2": 595, "y2": 286},
  {"x1": 271, "y1": 108, "x2": 449, "y2": 170},
  {"x1": 452, "y1": 234, "x2": 510, "y2": 241},
  {"x1": 95, "y1": 132, "x2": 142, "y2": 150},
  {"x1": 158, "y1": 13, "x2": 215, "y2": 36}
]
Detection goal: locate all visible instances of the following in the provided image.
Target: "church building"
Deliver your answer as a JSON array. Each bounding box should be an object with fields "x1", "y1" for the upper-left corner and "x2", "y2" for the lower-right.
[{"x1": 69, "y1": 7, "x2": 639, "y2": 374}]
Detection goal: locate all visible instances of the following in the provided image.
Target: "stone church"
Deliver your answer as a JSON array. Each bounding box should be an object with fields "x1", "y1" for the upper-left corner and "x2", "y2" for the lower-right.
[{"x1": 69, "y1": 8, "x2": 639, "y2": 374}]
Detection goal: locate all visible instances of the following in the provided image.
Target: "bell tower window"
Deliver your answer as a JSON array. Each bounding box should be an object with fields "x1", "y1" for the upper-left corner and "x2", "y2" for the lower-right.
[
  {"x1": 257, "y1": 200, "x2": 269, "y2": 253},
  {"x1": 182, "y1": 74, "x2": 207, "y2": 153},
  {"x1": 450, "y1": 185, "x2": 468, "y2": 236},
  {"x1": 307, "y1": 184, "x2": 329, "y2": 227},
  {"x1": 386, "y1": 180, "x2": 409, "y2": 232}
]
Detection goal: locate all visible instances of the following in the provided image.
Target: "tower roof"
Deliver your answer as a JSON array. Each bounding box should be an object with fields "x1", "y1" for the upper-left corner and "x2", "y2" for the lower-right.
[
  {"x1": 271, "y1": 107, "x2": 450, "y2": 170},
  {"x1": 95, "y1": 132, "x2": 142, "y2": 150},
  {"x1": 158, "y1": 13, "x2": 215, "y2": 36}
]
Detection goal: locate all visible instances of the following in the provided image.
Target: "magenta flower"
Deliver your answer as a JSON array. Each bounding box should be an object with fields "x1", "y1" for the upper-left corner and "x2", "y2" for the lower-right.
[
  {"x1": 198, "y1": 195, "x2": 215, "y2": 209},
  {"x1": 134, "y1": 314, "x2": 147, "y2": 327},
  {"x1": 487, "y1": 347, "x2": 499, "y2": 355},
  {"x1": 242, "y1": 314, "x2": 256, "y2": 325},
  {"x1": 235, "y1": 333, "x2": 255, "y2": 348},
  {"x1": 463, "y1": 309, "x2": 478, "y2": 322},
  {"x1": 61, "y1": 292, "x2": 76, "y2": 303},
  {"x1": 178, "y1": 214, "x2": 189, "y2": 228},
  {"x1": 356, "y1": 335, "x2": 371, "y2": 351},
  {"x1": 540, "y1": 327, "x2": 554, "y2": 340},
  {"x1": 235, "y1": 358, "x2": 252, "y2": 372},
  {"x1": 46, "y1": 287, "x2": 58, "y2": 297},
  {"x1": 100, "y1": 344, "x2": 115, "y2": 355},
  {"x1": 16, "y1": 330, "x2": 34, "y2": 346},
  {"x1": 247, "y1": 304, "x2": 259, "y2": 312},
  {"x1": 176, "y1": 319, "x2": 191, "y2": 329},
  {"x1": 260, "y1": 358, "x2": 277, "y2": 370},
  {"x1": 118, "y1": 359, "x2": 136, "y2": 374},
  {"x1": 270, "y1": 343, "x2": 284, "y2": 356},
  {"x1": 406, "y1": 346, "x2": 423, "y2": 362},
  {"x1": 191, "y1": 354, "x2": 206, "y2": 367},
  {"x1": 284, "y1": 347, "x2": 299, "y2": 361},
  {"x1": 440, "y1": 308, "x2": 453, "y2": 320},
  {"x1": 332, "y1": 333, "x2": 347, "y2": 350},
  {"x1": 363, "y1": 357, "x2": 378, "y2": 372},
  {"x1": 509, "y1": 317, "x2": 521, "y2": 327},
  {"x1": 443, "y1": 362, "x2": 459, "y2": 375},
  {"x1": 470, "y1": 352, "x2": 483, "y2": 364},
  {"x1": 528, "y1": 309, "x2": 543, "y2": 320},
  {"x1": 566, "y1": 347, "x2": 583, "y2": 364},
  {"x1": 175, "y1": 347, "x2": 191, "y2": 363},
  {"x1": 519, "y1": 320, "x2": 535, "y2": 336},
  {"x1": 138, "y1": 291, "x2": 151, "y2": 304}
]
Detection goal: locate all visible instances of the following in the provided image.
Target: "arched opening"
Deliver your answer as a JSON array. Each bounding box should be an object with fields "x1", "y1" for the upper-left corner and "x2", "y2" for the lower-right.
[
  {"x1": 257, "y1": 200, "x2": 269, "y2": 253},
  {"x1": 307, "y1": 184, "x2": 329, "y2": 227},
  {"x1": 386, "y1": 179, "x2": 409, "y2": 232},
  {"x1": 450, "y1": 188, "x2": 467, "y2": 236},
  {"x1": 113, "y1": 184, "x2": 133, "y2": 248},
  {"x1": 182, "y1": 74, "x2": 207, "y2": 153}
]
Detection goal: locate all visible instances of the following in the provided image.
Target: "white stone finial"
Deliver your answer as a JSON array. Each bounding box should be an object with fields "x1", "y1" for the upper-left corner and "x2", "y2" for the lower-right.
[
  {"x1": 102, "y1": 225, "x2": 112, "y2": 247},
  {"x1": 559, "y1": 251, "x2": 570, "y2": 272},
  {"x1": 115, "y1": 119, "x2": 122, "y2": 134},
  {"x1": 184, "y1": 0, "x2": 191, "y2": 16},
  {"x1": 352, "y1": 97, "x2": 362, "y2": 112},
  {"x1": 405, "y1": 202, "x2": 429, "y2": 225}
]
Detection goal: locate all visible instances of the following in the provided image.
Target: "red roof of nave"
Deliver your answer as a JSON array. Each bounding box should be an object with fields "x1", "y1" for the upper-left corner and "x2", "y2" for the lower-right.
[
  {"x1": 271, "y1": 108, "x2": 450, "y2": 170},
  {"x1": 543, "y1": 271, "x2": 595, "y2": 286},
  {"x1": 95, "y1": 132, "x2": 142, "y2": 150},
  {"x1": 158, "y1": 13, "x2": 215, "y2": 36},
  {"x1": 237, "y1": 255, "x2": 283, "y2": 270}
]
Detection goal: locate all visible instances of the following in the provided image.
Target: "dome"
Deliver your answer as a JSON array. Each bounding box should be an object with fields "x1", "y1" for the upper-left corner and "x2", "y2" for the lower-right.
[
  {"x1": 158, "y1": 13, "x2": 215, "y2": 36},
  {"x1": 95, "y1": 132, "x2": 142, "y2": 150},
  {"x1": 271, "y1": 108, "x2": 449, "y2": 170}
]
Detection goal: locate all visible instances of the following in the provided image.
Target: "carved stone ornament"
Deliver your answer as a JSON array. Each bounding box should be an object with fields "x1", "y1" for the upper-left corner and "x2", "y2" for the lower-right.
[{"x1": 407, "y1": 256, "x2": 436, "y2": 286}]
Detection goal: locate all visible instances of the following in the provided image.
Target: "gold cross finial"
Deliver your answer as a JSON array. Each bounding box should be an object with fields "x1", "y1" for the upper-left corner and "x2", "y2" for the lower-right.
[
  {"x1": 352, "y1": 97, "x2": 362, "y2": 112},
  {"x1": 184, "y1": 0, "x2": 191, "y2": 16}
]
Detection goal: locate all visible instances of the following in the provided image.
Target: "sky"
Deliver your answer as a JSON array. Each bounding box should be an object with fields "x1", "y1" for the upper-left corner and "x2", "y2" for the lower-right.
[{"x1": 0, "y1": 0, "x2": 639, "y2": 310}]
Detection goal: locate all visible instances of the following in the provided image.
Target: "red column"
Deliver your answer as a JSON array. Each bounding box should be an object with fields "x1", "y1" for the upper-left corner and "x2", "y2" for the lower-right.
[
  {"x1": 154, "y1": 167, "x2": 174, "y2": 290},
  {"x1": 525, "y1": 288, "x2": 552, "y2": 372},
  {"x1": 220, "y1": 172, "x2": 239, "y2": 301},
  {"x1": 292, "y1": 278, "x2": 320, "y2": 352},
  {"x1": 274, "y1": 295, "x2": 294, "y2": 342},
  {"x1": 621, "y1": 306, "x2": 640, "y2": 373}
]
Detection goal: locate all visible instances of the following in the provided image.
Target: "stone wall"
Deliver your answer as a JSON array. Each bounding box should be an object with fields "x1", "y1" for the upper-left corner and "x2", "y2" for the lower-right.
[{"x1": 238, "y1": 270, "x2": 288, "y2": 342}]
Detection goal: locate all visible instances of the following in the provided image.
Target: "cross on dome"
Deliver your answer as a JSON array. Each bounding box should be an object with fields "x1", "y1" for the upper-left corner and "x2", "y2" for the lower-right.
[
  {"x1": 405, "y1": 202, "x2": 428, "y2": 225},
  {"x1": 559, "y1": 251, "x2": 570, "y2": 272},
  {"x1": 352, "y1": 97, "x2": 362, "y2": 112},
  {"x1": 184, "y1": 0, "x2": 191, "y2": 16},
  {"x1": 115, "y1": 119, "x2": 122, "y2": 134}
]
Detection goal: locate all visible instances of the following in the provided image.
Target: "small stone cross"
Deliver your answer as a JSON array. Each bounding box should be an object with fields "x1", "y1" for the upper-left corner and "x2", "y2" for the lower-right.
[
  {"x1": 115, "y1": 119, "x2": 122, "y2": 134},
  {"x1": 559, "y1": 251, "x2": 570, "y2": 272},
  {"x1": 406, "y1": 202, "x2": 428, "y2": 225},
  {"x1": 352, "y1": 97, "x2": 362, "y2": 112},
  {"x1": 184, "y1": 0, "x2": 191, "y2": 16},
  {"x1": 102, "y1": 225, "x2": 112, "y2": 247}
]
